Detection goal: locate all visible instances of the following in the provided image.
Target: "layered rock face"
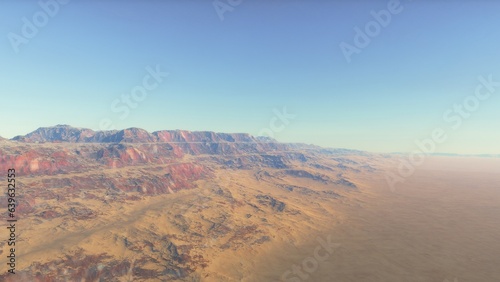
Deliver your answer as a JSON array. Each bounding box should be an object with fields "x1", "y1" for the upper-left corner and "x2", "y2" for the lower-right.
[
  {"x1": 1, "y1": 125, "x2": 298, "y2": 177},
  {"x1": 12, "y1": 125, "x2": 271, "y2": 144}
]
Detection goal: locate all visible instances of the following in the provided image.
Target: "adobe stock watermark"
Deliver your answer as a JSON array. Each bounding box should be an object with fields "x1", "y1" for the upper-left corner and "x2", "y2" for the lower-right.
[
  {"x1": 386, "y1": 74, "x2": 499, "y2": 191},
  {"x1": 8, "y1": 0, "x2": 70, "y2": 54},
  {"x1": 212, "y1": 0, "x2": 243, "y2": 21},
  {"x1": 339, "y1": 0, "x2": 404, "y2": 63},
  {"x1": 258, "y1": 107, "x2": 296, "y2": 139},
  {"x1": 281, "y1": 234, "x2": 341, "y2": 282},
  {"x1": 99, "y1": 65, "x2": 169, "y2": 131}
]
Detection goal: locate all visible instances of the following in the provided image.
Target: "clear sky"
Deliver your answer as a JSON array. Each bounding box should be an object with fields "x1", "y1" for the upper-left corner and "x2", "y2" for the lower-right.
[{"x1": 1, "y1": 0, "x2": 499, "y2": 154}]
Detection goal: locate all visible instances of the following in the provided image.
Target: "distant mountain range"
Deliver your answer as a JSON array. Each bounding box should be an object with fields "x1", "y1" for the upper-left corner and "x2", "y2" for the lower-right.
[
  {"x1": 391, "y1": 151, "x2": 500, "y2": 158},
  {"x1": 9, "y1": 124, "x2": 276, "y2": 144},
  {"x1": 4, "y1": 125, "x2": 496, "y2": 158}
]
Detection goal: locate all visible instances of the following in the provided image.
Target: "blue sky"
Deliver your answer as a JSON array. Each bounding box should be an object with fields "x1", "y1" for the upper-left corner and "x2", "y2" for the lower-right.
[{"x1": 1, "y1": 0, "x2": 499, "y2": 154}]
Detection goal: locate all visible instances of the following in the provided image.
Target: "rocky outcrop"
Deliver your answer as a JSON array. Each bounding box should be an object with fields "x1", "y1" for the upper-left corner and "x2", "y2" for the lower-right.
[
  {"x1": 256, "y1": 194, "x2": 286, "y2": 212},
  {"x1": 334, "y1": 178, "x2": 357, "y2": 188},
  {"x1": 12, "y1": 125, "x2": 96, "y2": 143},
  {"x1": 284, "y1": 169, "x2": 331, "y2": 183},
  {"x1": 222, "y1": 154, "x2": 288, "y2": 169}
]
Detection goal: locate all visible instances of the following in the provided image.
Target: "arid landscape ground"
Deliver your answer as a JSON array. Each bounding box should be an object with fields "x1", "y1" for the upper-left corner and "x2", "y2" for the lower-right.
[{"x1": 1, "y1": 126, "x2": 499, "y2": 281}]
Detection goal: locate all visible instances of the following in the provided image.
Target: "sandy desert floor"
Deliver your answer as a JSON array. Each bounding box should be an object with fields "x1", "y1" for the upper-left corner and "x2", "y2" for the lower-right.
[{"x1": 245, "y1": 156, "x2": 500, "y2": 282}]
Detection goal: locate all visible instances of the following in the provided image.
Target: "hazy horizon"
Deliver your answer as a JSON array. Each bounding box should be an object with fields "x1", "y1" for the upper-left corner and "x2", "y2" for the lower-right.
[
  {"x1": 2, "y1": 0, "x2": 500, "y2": 154},
  {"x1": 2, "y1": 123, "x2": 500, "y2": 157}
]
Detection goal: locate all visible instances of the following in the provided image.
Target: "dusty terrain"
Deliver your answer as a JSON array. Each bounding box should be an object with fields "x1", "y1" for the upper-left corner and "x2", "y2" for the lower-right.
[
  {"x1": 0, "y1": 126, "x2": 499, "y2": 281},
  {"x1": 250, "y1": 157, "x2": 500, "y2": 282}
]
